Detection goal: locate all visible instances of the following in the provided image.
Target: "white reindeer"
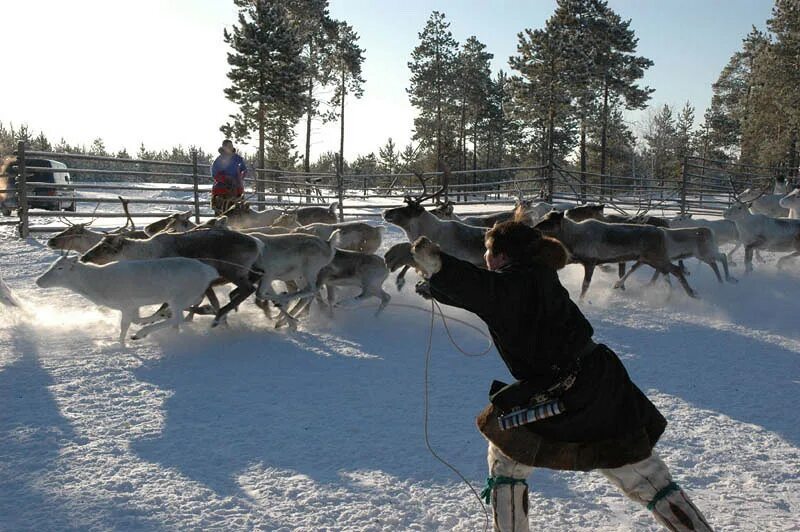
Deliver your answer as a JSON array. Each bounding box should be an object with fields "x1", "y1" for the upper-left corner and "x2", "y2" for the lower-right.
[
  {"x1": 723, "y1": 203, "x2": 800, "y2": 271},
  {"x1": 738, "y1": 187, "x2": 789, "y2": 218},
  {"x1": 36, "y1": 256, "x2": 218, "y2": 344},
  {"x1": 778, "y1": 188, "x2": 800, "y2": 219}
]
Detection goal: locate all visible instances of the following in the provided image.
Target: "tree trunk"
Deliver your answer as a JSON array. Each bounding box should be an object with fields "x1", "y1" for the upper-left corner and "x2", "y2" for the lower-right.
[
  {"x1": 600, "y1": 81, "x2": 609, "y2": 198},
  {"x1": 304, "y1": 75, "x2": 314, "y2": 203},
  {"x1": 257, "y1": 102, "x2": 266, "y2": 205},
  {"x1": 339, "y1": 72, "x2": 346, "y2": 176},
  {"x1": 580, "y1": 115, "x2": 587, "y2": 202}
]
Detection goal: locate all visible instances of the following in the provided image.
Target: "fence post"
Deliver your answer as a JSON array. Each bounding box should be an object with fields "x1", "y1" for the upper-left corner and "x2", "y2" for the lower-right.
[
  {"x1": 191, "y1": 150, "x2": 200, "y2": 224},
  {"x1": 680, "y1": 156, "x2": 688, "y2": 214},
  {"x1": 335, "y1": 154, "x2": 344, "y2": 222},
  {"x1": 16, "y1": 141, "x2": 29, "y2": 238},
  {"x1": 546, "y1": 164, "x2": 555, "y2": 203}
]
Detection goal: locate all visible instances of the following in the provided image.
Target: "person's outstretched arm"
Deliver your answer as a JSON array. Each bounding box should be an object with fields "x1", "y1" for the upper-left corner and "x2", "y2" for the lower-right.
[{"x1": 413, "y1": 238, "x2": 507, "y2": 318}]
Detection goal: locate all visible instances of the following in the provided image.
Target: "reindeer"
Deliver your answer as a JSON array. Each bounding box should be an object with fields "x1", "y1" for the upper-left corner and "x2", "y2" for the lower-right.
[
  {"x1": 667, "y1": 213, "x2": 752, "y2": 266},
  {"x1": 80, "y1": 228, "x2": 264, "y2": 326},
  {"x1": 144, "y1": 211, "x2": 196, "y2": 235},
  {"x1": 616, "y1": 226, "x2": 737, "y2": 290},
  {"x1": 383, "y1": 173, "x2": 487, "y2": 265},
  {"x1": 295, "y1": 203, "x2": 339, "y2": 225},
  {"x1": 535, "y1": 210, "x2": 697, "y2": 299},
  {"x1": 279, "y1": 250, "x2": 391, "y2": 325},
  {"x1": 430, "y1": 199, "x2": 554, "y2": 228},
  {"x1": 48, "y1": 200, "x2": 148, "y2": 253},
  {"x1": 737, "y1": 181, "x2": 790, "y2": 218},
  {"x1": 246, "y1": 231, "x2": 339, "y2": 329},
  {"x1": 565, "y1": 203, "x2": 669, "y2": 278},
  {"x1": 723, "y1": 202, "x2": 800, "y2": 271},
  {"x1": 778, "y1": 188, "x2": 800, "y2": 219},
  {"x1": 37, "y1": 255, "x2": 218, "y2": 345},
  {"x1": 222, "y1": 201, "x2": 284, "y2": 230},
  {"x1": 47, "y1": 201, "x2": 191, "y2": 253},
  {"x1": 383, "y1": 172, "x2": 488, "y2": 290},
  {"x1": 565, "y1": 204, "x2": 669, "y2": 227},
  {"x1": 293, "y1": 221, "x2": 384, "y2": 254}
]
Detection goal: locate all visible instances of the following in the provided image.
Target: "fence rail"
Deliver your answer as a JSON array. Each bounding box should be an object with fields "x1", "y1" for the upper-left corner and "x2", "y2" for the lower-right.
[{"x1": 1, "y1": 143, "x2": 790, "y2": 237}]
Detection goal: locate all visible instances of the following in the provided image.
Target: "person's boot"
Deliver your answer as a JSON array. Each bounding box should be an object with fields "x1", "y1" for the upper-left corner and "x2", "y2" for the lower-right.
[
  {"x1": 483, "y1": 476, "x2": 530, "y2": 532},
  {"x1": 648, "y1": 482, "x2": 714, "y2": 532},
  {"x1": 486, "y1": 444, "x2": 533, "y2": 532}
]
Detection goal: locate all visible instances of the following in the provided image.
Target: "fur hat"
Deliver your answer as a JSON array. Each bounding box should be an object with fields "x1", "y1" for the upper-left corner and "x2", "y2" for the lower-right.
[
  {"x1": 486, "y1": 221, "x2": 568, "y2": 270},
  {"x1": 218, "y1": 139, "x2": 236, "y2": 154}
]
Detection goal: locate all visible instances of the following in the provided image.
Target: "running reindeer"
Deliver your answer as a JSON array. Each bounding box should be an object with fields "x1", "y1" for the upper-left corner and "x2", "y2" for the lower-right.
[
  {"x1": 535, "y1": 210, "x2": 698, "y2": 299},
  {"x1": 383, "y1": 170, "x2": 488, "y2": 288}
]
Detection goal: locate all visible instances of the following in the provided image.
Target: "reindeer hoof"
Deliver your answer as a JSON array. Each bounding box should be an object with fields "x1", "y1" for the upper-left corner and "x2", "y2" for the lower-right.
[
  {"x1": 612, "y1": 281, "x2": 625, "y2": 290},
  {"x1": 727, "y1": 276, "x2": 739, "y2": 284}
]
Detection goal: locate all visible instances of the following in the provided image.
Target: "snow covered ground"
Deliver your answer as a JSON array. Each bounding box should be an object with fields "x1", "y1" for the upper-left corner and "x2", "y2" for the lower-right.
[{"x1": 0, "y1": 189, "x2": 798, "y2": 531}]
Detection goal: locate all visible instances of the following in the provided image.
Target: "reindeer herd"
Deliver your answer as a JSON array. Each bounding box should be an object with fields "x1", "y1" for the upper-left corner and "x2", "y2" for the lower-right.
[{"x1": 32, "y1": 173, "x2": 800, "y2": 344}]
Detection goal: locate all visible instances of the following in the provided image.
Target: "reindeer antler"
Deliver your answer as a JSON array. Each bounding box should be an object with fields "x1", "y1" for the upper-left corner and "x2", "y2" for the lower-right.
[
  {"x1": 85, "y1": 202, "x2": 101, "y2": 227},
  {"x1": 117, "y1": 195, "x2": 135, "y2": 231}
]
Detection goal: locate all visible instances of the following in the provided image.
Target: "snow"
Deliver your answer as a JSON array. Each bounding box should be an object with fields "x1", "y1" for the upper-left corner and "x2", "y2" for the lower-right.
[{"x1": 1, "y1": 189, "x2": 798, "y2": 531}]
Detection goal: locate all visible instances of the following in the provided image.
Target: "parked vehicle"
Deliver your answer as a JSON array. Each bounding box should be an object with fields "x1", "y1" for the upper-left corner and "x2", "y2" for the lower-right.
[{"x1": 0, "y1": 156, "x2": 75, "y2": 215}]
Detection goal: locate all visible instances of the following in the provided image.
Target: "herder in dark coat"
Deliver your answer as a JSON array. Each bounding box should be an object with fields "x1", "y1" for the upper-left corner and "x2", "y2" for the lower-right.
[{"x1": 406, "y1": 221, "x2": 713, "y2": 532}]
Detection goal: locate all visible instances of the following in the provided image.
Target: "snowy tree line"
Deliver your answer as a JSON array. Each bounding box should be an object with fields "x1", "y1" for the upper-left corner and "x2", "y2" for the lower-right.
[{"x1": 2, "y1": 0, "x2": 799, "y2": 187}]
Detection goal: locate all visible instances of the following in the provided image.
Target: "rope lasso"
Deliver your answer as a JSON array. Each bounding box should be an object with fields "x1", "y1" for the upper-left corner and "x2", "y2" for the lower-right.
[{"x1": 421, "y1": 297, "x2": 491, "y2": 532}]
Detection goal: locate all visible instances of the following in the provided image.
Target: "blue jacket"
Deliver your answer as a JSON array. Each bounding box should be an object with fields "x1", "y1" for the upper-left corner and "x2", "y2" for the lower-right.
[{"x1": 211, "y1": 153, "x2": 247, "y2": 196}]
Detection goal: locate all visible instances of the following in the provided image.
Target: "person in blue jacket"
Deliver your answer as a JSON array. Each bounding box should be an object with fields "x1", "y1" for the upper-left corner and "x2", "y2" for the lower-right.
[{"x1": 211, "y1": 139, "x2": 247, "y2": 214}]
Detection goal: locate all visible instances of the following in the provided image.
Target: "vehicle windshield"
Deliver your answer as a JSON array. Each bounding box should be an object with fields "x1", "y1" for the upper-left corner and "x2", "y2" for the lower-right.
[{"x1": 14, "y1": 160, "x2": 56, "y2": 183}]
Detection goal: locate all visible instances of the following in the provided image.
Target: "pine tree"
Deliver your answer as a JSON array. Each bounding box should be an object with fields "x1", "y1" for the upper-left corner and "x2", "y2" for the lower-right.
[
  {"x1": 89, "y1": 138, "x2": 107, "y2": 156},
  {"x1": 221, "y1": 0, "x2": 306, "y2": 197},
  {"x1": 551, "y1": 0, "x2": 653, "y2": 190},
  {"x1": 327, "y1": 21, "x2": 365, "y2": 174},
  {"x1": 407, "y1": 11, "x2": 460, "y2": 168},
  {"x1": 378, "y1": 138, "x2": 400, "y2": 173},
  {"x1": 707, "y1": 27, "x2": 769, "y2": 160},
  {"x1": 509, "y1": 23, "x2": 577, "y2": 170},
  {"x1": 456, "y1": 36, "x2": 493, "y2": 172},
  {"x1": 674, "y1": 101, "x2": 695, "y2": 160},
  {"x1": 280, "y1": 0, "x2": 337, "y2": 173},
  {"x1": 643, "y1": 104, "x2": 678, "y2": 184}
]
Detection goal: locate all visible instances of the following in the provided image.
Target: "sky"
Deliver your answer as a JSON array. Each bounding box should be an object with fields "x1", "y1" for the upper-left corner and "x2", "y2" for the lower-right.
[{"x1": 0, "y1": 0, "x2": 775, "y2": 162}]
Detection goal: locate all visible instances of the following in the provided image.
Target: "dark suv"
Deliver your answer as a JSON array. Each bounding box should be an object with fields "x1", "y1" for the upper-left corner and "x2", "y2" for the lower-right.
[{"x1": 0, "y1": 157, "x2": 76, "y2": 215}]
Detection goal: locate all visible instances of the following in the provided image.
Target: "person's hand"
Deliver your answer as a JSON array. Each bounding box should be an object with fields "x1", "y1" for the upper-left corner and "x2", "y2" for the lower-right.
[
  {"x1": 415, "y1": 280, "x2": 433, "y2": 300},
  {"x1": 384, "y1": 242, "x2": 415, "y2": 272},
  {"x1": 411, "y1": 237, "x2": 442, "y2": 277}
]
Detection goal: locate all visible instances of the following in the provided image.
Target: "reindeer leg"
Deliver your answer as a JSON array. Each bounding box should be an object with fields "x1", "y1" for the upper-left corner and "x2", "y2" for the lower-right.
[
  {"x1": 727, "y1": 242, "x2": 740, "y2": 267},
  {"x1": 119, "y1": 309, "x2": 134, "y2": 346},
  {"x1": 212, "y1": 279, "x2": 255, "y2": 327},
  {"x1": 666, "y1": 262, "x2": 698, "y2": 298},
  {"x1": 614, "y1": 261, "x2": 644, "y2": 290},
  {"x1": 646, "y1": 268, "x2": 660, "y2": 287},
  {"x1": 376, "y1": 289, "x2": 391, "y2": 316},
  {"x1": 617, "y1": 262, "x2": 626, "y2": 279},
  {"x1": 580, "y1": 262, "x2": 596, "y2": 300},
  {"x1": 744, "y1": 245, "x2": 755, "y2": 274},
  {"x1": 717, "y1": 253, "x2": 738, "y2": 283},
  {"x1": 396, "y1": 265, "x2": 410, "y2": 291},
  {"x1": 705, "y1": 259, "x2": 723, "y2": 283},
  {"x1": 134, "y1": 303, "x2": 172, "y2": 325}
]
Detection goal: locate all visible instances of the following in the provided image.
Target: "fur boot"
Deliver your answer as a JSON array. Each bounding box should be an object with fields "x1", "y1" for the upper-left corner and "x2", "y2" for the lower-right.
[{"x1": 601, "y1": 453, "x2": 713, "y2": 531}]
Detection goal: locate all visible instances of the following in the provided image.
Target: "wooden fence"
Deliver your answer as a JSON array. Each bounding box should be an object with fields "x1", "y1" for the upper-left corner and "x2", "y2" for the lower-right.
[{"x1": 0, "y1": 141, "x2": 786, "y2": 238}]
